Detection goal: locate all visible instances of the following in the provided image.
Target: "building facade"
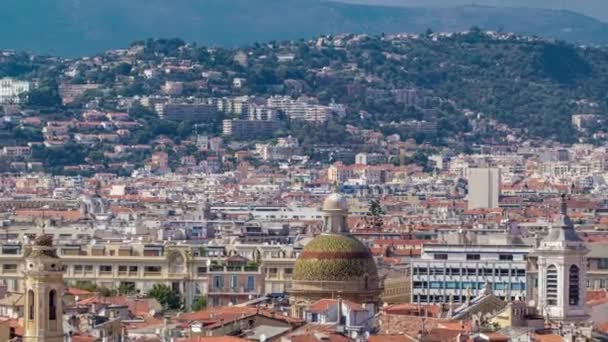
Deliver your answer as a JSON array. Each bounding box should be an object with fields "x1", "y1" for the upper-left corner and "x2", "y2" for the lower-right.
[
  {"x1": 468, "y1": 168, "x2": 501, "y2": 210},
  {"x1": 411, "y1": 242, "x2": 530, "y2": 304},
  {"x1": 0, "y1": 78, "x2": 30, "y2": 104},
  {"x1": 0, "y1": 242, "x2": 297, "y2": 310}
]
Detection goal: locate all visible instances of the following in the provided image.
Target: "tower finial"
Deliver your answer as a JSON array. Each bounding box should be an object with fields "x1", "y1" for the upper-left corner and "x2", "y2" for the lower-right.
[{"x1": 560, "y1": 193, "x2": 567, "y2": 216}]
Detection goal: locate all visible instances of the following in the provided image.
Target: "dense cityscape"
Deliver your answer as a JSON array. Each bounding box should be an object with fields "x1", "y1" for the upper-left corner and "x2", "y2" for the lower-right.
[{"x1": 0, "y1": 21, "x2": 608, "y2": 342}]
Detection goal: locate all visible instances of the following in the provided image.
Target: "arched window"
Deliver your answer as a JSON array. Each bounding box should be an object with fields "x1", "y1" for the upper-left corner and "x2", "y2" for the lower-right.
[
  {"x1": 49, "y1": 290, "x2": 57, "y2": 321},
  {"x1": 546, "y1": 265, "x2": 558, "y2": 306},
  {"x1": 28, "y1": 290, "x2": 35, "y2": 320},
  {"x1": 168, "y1": 253, "x2": 185, "y2": 274},
  {"x1": 569, "y1": 265, "x2": 580, "y2": 306}
]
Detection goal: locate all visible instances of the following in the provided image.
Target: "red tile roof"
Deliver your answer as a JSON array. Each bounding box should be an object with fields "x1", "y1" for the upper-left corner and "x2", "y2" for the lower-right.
[{"x1": 177, "y1": 337, "x2": 248, "y2": 342}]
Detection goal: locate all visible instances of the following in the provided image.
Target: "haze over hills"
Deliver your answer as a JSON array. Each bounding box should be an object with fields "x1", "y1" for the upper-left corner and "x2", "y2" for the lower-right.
[
  {"x1": 340, "y1": 0, "x2": 608, "y2": 21},
  {"x1": 2, "y1": 0, "x2": 608, "y2": 56}
]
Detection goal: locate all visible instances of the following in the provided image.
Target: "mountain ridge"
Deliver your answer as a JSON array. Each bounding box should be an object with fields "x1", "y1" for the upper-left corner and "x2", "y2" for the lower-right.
[{"x1": 2, "y1": 0, "x2": 608, "y2": 56}]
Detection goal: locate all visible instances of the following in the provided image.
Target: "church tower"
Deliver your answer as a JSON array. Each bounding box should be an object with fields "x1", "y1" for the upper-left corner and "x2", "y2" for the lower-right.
[
  {"x1": 535, "y1": 196, "x2": 589, "y2": 322},
  {"x1": 23, "y1": 234, "x2": 65, "y2": 342}
]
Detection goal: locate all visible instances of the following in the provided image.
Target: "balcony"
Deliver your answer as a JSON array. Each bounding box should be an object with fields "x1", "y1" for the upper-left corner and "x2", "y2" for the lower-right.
[
  {"x1": 2, "y1": 267, "x2": 17, "y2": 274},
  {"x1": 208, "y1": 286, "x2": 260, "y2": 295},
  {"x1": 209, "y1": 265, "x2": 225, "y2": 272},
  {"x1": 144, "y1": 272, "x2": 162, "y2": 277}
]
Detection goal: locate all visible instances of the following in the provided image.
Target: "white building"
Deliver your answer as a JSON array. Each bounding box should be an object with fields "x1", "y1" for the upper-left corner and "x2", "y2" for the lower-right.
[
  {"x1": 468, "y1": 168, "x2": 501, "y2": 210},
  {"x1": 412, "y1": 234, "x2": 530, "y2": 304},
  {"x1": 534, "y1": 197, "x2": 589, "y2": 322},
  {"x1": 0, "y1": 78, "x2": 30, "y2": 104}
]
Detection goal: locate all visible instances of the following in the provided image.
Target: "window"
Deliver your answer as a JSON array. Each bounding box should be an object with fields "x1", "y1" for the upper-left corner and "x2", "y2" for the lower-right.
[
  {"x1": 129, "y1": 266, "x2": 138, "y2": 273},
  {"x1": 499, "y1": 254, "x2": 513, "y2": 261},
  {"x1": 144, "y1": 266, "x2": 161, "y2": 274},
  {"x1": 434, "y1": 254, "x2": 448, "y2": 260},
  {"x1": 284, "y1": 268, "x2": 293, "y2": 275},
  {"x1": 213, "y1": 276, "x2": 223, "y2": 290},
  {"x1": 483, "y1": 268, "x2": 493, "y2": 276},
  {"x1": 466, "y1": 254, "x2": 480, "y2": 260},
  {"x1": 311, "y1": 313, "x2": 319, "y2": 322},
  {"x1": 499, "y1": 269, "x2": 509, "y2": 277},
  {"x1": 84, "y1": 265, "x2": 93, "y2": 272},
  {"x1": 99, "y1": 265, "x2": 112, "y2": 273},
  {"x1": 430, "y1": 282, "x2": 442, "y2": 289},
  {"x1": 462, "y1": 282, "x2": 477, "y2": 290},
  {"x1": 2, "y1": 264, "x2": 17, "y2": 273},
  {"x1": 197, "y1": 267, "x2": 207, "y2": 275},
  {"x1": 569, "y1": 265, "x2": 580, "y2": 306},
  {"x1": 511, "y1": 269, "x2": 525, "y2": 277},
  {"x1": 511, "y1": 283, "x2": 524, "y2": 291},
  {"x1": 466, "y1": 268, "x2": 477, "y2": 276},
  {"x1": 445, "y1": 282, "x2": 458, "y2": 289},
  {"x1": 49, "y1": 290, "x2": 57, "y2": 321},
  {"x1": 430, "y1": 268, "x2": 444, "y2": 276},
  {"x1": 118, "y1": 266, "x2": 127, "y2": 273},
  {"x1": 1, "y1": 246, "x2": 20, "y2": 255},
  {"x1": 246, "y1": 276, "x2": 255, "y2": 291},
  {"x1": 449, "y1": 268, "x2": 460, "y2": 276},
  {"x1": 416, "y1": 267, "x2": 428, "y2": 275},
  {"x1": 546, "y1": 265, "x2": 558, "y2": 306},
  {"x1": 28, "y1": 290, "x2": 34, "y2": 320},
  {"x1": 231, "y1": 275, "x2": 238, "y2": 289},
  {"x1": 267, "y1": 268, "x2": 278, "y2": 278},
  {"x1": 598, "y1": 259, "x2": 608, "y2": 269}
]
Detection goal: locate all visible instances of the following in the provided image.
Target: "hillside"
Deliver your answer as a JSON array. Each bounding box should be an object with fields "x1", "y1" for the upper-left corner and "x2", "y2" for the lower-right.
[
  {"x1": 341, "y1": 0, "x2": 608, "y2": 22},
  {"x1": 2, "y1": 30, "x2": 608, "y2": 172},
  {"x1": 1, "y1": 0, "x2": 608, "y2": 56}
]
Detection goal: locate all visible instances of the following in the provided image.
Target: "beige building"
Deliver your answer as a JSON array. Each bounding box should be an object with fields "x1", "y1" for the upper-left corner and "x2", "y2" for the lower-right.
[
  {"x1": 467, "y1": 167, "x2": 501, "y2": 210},
  {"x1": 0, "y1": 242, "x2": 297, "y2": 310}
]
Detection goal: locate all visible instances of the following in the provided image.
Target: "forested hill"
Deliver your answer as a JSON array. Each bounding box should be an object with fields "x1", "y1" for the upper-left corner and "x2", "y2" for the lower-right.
[
  {"x1": 1, "y1": 0, "x2": 608, "y2": 56},
  {"x1": 4, "y1": 30, "x2": 608, "y2": 146}
]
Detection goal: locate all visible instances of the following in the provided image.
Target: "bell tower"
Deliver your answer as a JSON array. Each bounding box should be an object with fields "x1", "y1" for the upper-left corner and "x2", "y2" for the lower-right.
[
  {"x1": 23, "y1": 234, "x2": 64, "y2": 342},
  {"x1": 535, "y1": 195, "x2": 589, "y2": 322}
]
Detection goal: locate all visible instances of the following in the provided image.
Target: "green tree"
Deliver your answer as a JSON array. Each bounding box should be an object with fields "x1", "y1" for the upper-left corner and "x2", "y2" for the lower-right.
[
  {"x1": 147, "y1": 284, "x2": 182, "y2": 310},
  {"x1": 118, "y1": 283, "x2": 137, "y2": 295},
  {"x1": 99, "y1": 287, "x2": 117, "y2": 297},
  {"x1": 192, "y1": 296, "x2": 207, "y2": 311},
  {"x1": 27, "y1": 80, "x2": 62, "y2": 108},
  {"x1": 73, "y1": 281, "x2": 98, "y2": 292},
  {"x1": 365, "y1": 199, "x2": 385, "y2": 231}
]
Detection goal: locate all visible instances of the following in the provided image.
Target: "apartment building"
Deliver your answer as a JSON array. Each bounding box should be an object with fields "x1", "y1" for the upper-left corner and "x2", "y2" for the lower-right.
[
  {"x1": 0, "y1": 78, "x2": 30, "y2": 104},
  {"x1": 159, "y1": 103, "x2": 217, "y2": 121},
  {"x1": 468, "y1": 168, "x2": 501, "y2": 210},
  {"x1": 0, "y1": 242, "x2": 297, "y2": 309},
  {"x1": 411, "y1": 242, "x2": 531, "y2": 304},
  {"x1": 222, "y1": 119, "x2": 282, "y2": 140}
]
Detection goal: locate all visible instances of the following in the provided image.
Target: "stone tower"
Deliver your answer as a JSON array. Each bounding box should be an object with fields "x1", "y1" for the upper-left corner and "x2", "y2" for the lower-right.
[
  {"x1": 23, "y1": 234, "x2": 65, "y2": 342},
  {"x1": 535, "y1": 196, "x2": 589, "y2": 322}
]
